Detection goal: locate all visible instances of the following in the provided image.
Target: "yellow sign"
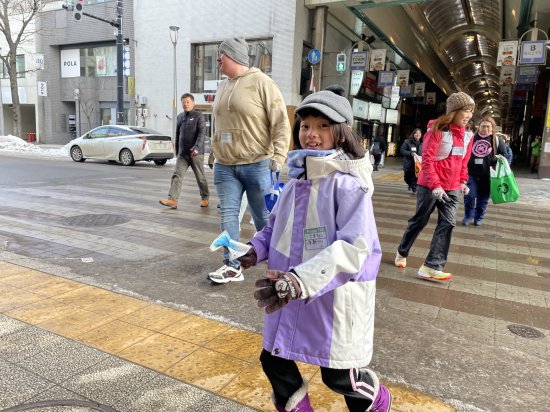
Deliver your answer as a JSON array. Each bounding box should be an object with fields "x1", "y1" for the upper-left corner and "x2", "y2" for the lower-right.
[{"x1": 128, "y1": 76, "x2": 135, "y2": 97}]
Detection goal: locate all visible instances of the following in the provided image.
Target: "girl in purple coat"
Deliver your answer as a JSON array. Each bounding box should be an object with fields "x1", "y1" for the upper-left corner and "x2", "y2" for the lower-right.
[{"x1": 238, "y1": 91, "x2": 392, "y2": 412}]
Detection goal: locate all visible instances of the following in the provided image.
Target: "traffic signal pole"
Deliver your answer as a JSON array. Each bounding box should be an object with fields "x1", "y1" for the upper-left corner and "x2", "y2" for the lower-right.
[{"x1": 62, "y1": 1, "x2": 124, "y2": 125}]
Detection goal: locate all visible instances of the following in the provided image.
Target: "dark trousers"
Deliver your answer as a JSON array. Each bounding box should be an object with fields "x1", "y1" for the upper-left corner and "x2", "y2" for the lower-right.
[
  {"x1": 260, "y1": 350, "x2": 375, "y2": 412},
  {"x1": 404, "y1": 169, "x2": 417, "y2": 191},
  {"x1": 463, "y1": 175, "x2": 490, "y2": 223},
  {"x1": 397, "y1": 185, "x2": 459, "y2": 271},
  {"x1": 373, "y1": 154, "x2": 382, "y2": 170}
]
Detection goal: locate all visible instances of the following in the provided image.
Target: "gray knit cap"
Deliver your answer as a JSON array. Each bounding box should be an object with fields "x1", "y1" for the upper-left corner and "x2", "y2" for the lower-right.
[
  {"x1": 295, "y1": 90, "x2": 354, "y2": 124},
  {"x1": 446, "y1": 92, "x2": 475, "y2": 114},
  {"x1": 219, "y1": 38, "x2": 250, "y2": 67}
]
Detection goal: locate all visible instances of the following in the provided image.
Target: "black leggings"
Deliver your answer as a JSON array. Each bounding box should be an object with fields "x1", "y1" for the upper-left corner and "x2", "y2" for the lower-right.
[{"x1": 260, "y1": 349, "x2": 376, "y2": 411}]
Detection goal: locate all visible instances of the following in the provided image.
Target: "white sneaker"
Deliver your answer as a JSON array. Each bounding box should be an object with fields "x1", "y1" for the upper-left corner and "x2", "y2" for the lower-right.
[
  {"x1": 208, "y1": 264, "x2": 244, "y2": 284},
  {"x1": 394, "y1": 252, "x2": 407, "y2": 268},
  {"x1": 417, "y1": 264, "x2": 453, "y2": 281}
]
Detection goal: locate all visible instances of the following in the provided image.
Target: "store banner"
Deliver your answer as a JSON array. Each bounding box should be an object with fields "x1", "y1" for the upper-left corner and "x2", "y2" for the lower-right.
[
  {"x1": 400, "y1": 84, "x2": 412, "y2": 97},
  {"x1": 500, "y1": 85, "x2": 512, "y2": 103},
  {"x1": 397, "y1": 70, "x2": 409, "y2": 88},
  {"x1": 499, "y1": 66, "x2": 515, "y2": 85},
  {"x1": 519, "y1": 40, "x2": 547, "y2": 65},
  {"x1": 516, "y1": 65, "x2": 538, "y2": 84},
  {"x1": 425, "y1": 92, "x2": 436, "y2": 105},
  {"x1": 96, "y1": 56, "x2": 107, "y2": 76},
  {"x1": 60, "y1": 49, "x2": 80, "y2": 78},
  {"x1": 377, "y1": 71, "x2": 394, "y2": 87},
  {"x1": 350, "y1": 70, "x2": 364, "y2": 96},
  {"x1": 496, "y1": 40, "x2": 518, "y2": 66},
  {"x1": 350, "y1": 51, "x2": 369, "y2": 71},
  {"x1": 369, "y1": 49, "x2": 386, "y2": 71},
  {"x1": 413, "y1": 82, "x2": 425, "y2": 104}
]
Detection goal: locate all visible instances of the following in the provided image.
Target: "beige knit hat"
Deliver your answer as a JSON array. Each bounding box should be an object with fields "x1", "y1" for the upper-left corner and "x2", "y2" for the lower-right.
[{"x1": 446, "y1": 92, "x2": 475, "y2": 114}]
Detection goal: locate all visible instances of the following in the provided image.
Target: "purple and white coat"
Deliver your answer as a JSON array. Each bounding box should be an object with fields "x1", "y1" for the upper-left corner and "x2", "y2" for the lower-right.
[{"x1": 249, "y1": 152, "x2": 381, "y2": 369}]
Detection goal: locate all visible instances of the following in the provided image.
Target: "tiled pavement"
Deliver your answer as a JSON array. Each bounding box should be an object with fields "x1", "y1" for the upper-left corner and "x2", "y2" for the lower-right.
[{"x1": 1, "y1": 154, "x2": 549, "y2": 411}]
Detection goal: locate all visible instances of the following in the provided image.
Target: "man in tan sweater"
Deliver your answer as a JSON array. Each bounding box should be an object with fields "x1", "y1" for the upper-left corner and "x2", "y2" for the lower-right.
[{"x1": 208, "y1": 38, "x2": 290, "y2": 283}]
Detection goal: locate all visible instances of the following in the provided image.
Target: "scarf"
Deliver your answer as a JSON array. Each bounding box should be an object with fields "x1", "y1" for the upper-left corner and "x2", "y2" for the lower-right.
[{"x1": 287, "y1": 149, "x2": 336, "y2": 178}]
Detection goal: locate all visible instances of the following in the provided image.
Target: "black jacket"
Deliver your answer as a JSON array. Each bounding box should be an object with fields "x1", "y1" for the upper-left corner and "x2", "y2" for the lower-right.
[
  {"x1": 175, "y1": 109, "x2": 206, "y2": 157},
  {"x1": 400, "y1": 138, "x2": 422, "y2": 171}
]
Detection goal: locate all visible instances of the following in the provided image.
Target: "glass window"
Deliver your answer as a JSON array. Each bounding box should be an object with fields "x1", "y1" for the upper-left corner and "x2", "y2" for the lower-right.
[
  {"x1": 191, "y1": 39, "x2": 273, "y2": 93},
  {"x1": 80, "y1": 46, "x2": 116, "y2": 77},
  {"x1": 89, "y1": 126, "x2": 111, "y2": 138},
  {"x1": 1, "y1": 54, "x2": 26, "y2": 78}
]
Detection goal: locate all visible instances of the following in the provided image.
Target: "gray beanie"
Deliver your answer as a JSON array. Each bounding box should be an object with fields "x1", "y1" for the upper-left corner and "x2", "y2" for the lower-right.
[
  {"x1": 219, "y1": 38, "x2": 250, "y2": 67},
  {"x1": 446, "y1": 92, "x2": 475, "y2": 114},
  {"x1": 295, "y1": 90, "x2": 354, "y2": 124}
]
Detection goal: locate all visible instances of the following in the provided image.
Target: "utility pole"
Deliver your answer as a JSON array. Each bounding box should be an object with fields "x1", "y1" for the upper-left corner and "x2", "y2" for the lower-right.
[
  {"x1": 62, "y1": 1, "x2": 125, "y2": 125},
  {"x1": 115, "y1": 0, "x2": 124, "y2": 125}
]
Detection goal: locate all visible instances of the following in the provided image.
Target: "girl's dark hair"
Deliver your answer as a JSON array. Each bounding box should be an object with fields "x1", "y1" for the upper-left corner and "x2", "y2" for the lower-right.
[
  {"x1": 409, "y1": 128, "x2": 422, "y2": 139},
  {"x1": 294, "y1": 109, "x2": 366, "y2": 159}
]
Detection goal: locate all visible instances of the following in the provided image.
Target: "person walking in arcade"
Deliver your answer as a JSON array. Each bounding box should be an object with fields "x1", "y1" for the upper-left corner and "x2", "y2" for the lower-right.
[{"x1": 394, "y1": 92, "x2": 475, "y2": 281}]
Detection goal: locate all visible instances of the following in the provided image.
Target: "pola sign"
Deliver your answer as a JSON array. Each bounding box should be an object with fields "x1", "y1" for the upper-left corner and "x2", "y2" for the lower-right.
[{"x1": 60, "y1": 49, "x2": 81, "y2": 78}]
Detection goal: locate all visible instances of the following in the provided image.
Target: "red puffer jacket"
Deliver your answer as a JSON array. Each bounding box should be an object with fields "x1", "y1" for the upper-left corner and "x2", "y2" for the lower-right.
[{"x1": 417, "y1": 122, "x2": 473, "y2": 191}]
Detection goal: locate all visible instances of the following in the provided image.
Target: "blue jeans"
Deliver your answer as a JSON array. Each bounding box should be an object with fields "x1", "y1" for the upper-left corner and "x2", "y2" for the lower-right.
[
  {"x1": 214, "y1": 160, "x2": 271, "y2": 266},
  {"x1": 463, "y1": 175, "x2": 490, "y2": 223}
]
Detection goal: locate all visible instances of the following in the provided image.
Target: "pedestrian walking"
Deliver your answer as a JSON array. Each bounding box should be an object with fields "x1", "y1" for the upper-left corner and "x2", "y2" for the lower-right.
[
  {"x1": 394, "y1": 92, "x2": 475, "y2": 281},
  {"x1": 237, "y1": 91, "x2": 391, "y2": 412},
  {"x1": 159, "y1": 93, "x2": 209, "y2": 209},
  {"x1": 530, "y1": 135, "x2": 541, "y2": 173},
  {"x1": 207, "y1": 38, "x2": 290, "y2": 284},
  {"x1": 400, "y1": 128, "x2": 422, "y2": 193},
  {"x1": 462, "y1": 117, "x2": 507, "y2": 226},
  {"x1": 370, "y1": 135, "x2": 386, "y2": 171}
]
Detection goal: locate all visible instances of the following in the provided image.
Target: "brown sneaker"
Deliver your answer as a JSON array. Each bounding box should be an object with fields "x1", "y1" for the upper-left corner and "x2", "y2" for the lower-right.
[
  {"x1": 159, "y1": 199, "x2": 177, "y2": 209},
  {"x1": 200, "y1": 199, "x2": 209, "y2": 207}
]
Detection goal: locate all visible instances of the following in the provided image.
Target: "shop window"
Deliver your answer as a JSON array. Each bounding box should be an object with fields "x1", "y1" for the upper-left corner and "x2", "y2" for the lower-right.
[
  {"x1": 80, "y1": 45, "x2": 117, "y2": 77},
  {"x1": 191, "y1": 39, "x2": 273, "y2": 93},
  {"x1": 1, "y1": 54, "x2": 26, "y2": 78}
]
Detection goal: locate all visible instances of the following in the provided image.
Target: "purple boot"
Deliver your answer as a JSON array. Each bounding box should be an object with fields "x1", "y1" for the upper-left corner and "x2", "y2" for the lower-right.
[
  {"x1": 364, "y1": 369, "x2": 393, "y2": 412},
  {"x1": 272, "y1": 381, "x2": 314, "y2": 412}
]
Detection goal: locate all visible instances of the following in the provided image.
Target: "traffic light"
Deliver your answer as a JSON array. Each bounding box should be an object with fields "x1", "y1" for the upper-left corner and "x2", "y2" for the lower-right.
[
  {"x1": 73, "y1": 0, "x2": 84, "y2": 22},
  {"x1": 336, "y1": 52, "x2": 346, "y2": 72}
]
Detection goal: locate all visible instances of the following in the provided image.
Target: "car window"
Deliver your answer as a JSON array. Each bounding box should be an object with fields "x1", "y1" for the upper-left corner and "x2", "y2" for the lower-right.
[
  {"x1": 108, "y1": 127, "x2": 130, "y2": 137},
  {"x1": 88, "y1": 127, "x2": 111, "y2": 139}
]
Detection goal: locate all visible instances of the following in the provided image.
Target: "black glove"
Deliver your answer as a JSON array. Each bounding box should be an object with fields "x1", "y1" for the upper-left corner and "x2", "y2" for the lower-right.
[
  {"x1": 237, "y1": 246, "x2": 257, "y2": 269},
  {"x1": 254, "y1": 270, "x2": 302, "y2": 314}
]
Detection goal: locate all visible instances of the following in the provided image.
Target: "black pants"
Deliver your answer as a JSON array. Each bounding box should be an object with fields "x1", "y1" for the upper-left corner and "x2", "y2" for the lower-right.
[
  {"x1": 397, "y1": 185, "x2": 459, "y2": 270},
  {"x1": 260, "y1": 349, "x2": 375, "y2": 411},
  {"x1": 373, "y1": 154, "x2": 382, "y2": 170},
  {"x1": 404, "y1": 169, "x2": 417, "y2": 190}
]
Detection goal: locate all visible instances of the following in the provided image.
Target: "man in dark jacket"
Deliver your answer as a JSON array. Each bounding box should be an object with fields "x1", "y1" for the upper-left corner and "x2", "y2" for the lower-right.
[
  {"x1": 400, "y1": 128, "x2": 422, "y2": 193},
  {"x1": 159, "y1": 93, "x2": 209, "y2": 209},
  {"x1": 370, "y1": 135, "x2": 387, "y2": 171}
]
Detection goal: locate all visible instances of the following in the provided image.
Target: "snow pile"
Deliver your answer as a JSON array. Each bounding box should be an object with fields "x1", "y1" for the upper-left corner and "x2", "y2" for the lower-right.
[{"x1": 0, "y1": 135, "x2": 69, "y2": 158}]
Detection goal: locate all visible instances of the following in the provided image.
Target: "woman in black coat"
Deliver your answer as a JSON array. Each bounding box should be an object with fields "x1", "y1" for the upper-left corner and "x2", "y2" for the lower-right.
[{"x1": 400, "y1": 128, "x2": 422, "y2": 193}]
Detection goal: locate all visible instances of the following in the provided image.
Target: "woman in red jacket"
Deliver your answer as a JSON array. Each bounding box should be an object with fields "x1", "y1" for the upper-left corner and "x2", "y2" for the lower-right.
[{"x1": 394, "y1": 92, "x2": 475, "y2": 281}]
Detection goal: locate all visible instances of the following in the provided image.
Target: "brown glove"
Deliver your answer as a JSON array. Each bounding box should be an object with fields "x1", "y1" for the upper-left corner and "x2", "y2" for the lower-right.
[
  {"x1": 237, "y1": 246, "x2": 257, "y2": 269},
  {"x1": 254, "y1": 270, "x2": 302, "y2": 314}
]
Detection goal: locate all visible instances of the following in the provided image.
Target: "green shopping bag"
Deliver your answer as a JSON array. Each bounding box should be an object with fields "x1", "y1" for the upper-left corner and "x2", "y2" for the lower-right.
[{"x1": 490, "y1": 155, "x2": 520, "y2": 204}]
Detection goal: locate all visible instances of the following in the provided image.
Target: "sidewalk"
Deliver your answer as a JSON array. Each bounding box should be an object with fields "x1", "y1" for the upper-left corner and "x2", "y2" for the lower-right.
[{"x1": 0, "y1": 261, "x2": 452, "y2": 411}]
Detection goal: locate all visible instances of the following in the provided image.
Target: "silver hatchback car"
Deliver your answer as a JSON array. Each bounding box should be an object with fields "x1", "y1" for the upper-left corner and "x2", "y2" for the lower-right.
[{"x1": 69, "y1": 125, "x2": 174, "y2": 166}]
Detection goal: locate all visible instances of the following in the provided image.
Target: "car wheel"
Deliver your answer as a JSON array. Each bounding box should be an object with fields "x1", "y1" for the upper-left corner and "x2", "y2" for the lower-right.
[
  {"x1": 154, "y1": 159, "x2": 167, "y2": 166},
  {"x1": 119, "y1": 149, "x2": 135, "y2": 166},
  {"x1": 70, "y1": 145, "x2": 85, "y2": 162}
]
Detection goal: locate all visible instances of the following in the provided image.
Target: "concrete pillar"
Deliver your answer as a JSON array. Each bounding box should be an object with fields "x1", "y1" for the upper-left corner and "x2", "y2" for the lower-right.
[{"x1": 538, "y1": 86, "x2": 550, "y2": 178}]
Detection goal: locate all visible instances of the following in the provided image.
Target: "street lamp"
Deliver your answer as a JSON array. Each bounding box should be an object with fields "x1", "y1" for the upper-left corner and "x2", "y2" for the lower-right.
[{"x1": 169, "y1": 25, "x2": 180, "y2": 142}]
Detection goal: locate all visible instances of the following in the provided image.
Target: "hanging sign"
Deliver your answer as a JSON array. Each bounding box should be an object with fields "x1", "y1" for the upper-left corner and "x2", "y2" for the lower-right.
[
  {"x1": 516, "y1": 65, "x2": 538, "y2": 84},
  {"x1": 369, "y1": 49, "x2": 386, "y2": 71},
  {"x1": 350, "y1": 51, "x2": 369, "y2": 71},
  {"x1": 350, "y1": 70, "x2": 364, "y2": 96},
  {"x1": 413, "y1": 82, "x2": 425, "y2": 98},
  {"x1": 377, "y1": 71, "x2": 394, "y2": 87},
  {"x1": 397, "y1": 70, "x2": 409, "y2": 88},
  {"x1": 519, "y1": 40, "x2": 547, "y2": 65},
  {"x1": 425, "y1": 92, "x2": 436, "y2": 105},
  {"x1": 499, "y1": 66, "x2": 516, "y2": 85},
  {"x1": 37, "y1": 81, "x2": 47, "y2": 97},
  {"x1": 496, "y1": 41, "x2": 518, "y2": 66}
]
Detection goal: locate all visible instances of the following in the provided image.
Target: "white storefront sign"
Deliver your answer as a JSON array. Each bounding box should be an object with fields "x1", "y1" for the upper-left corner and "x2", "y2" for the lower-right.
[
  {"x1": 60, "y1": 49, "x2": 81, "y2": 78},
  {"x1": 37, "y1": 81, "x2": 47, "y2": 97}
]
